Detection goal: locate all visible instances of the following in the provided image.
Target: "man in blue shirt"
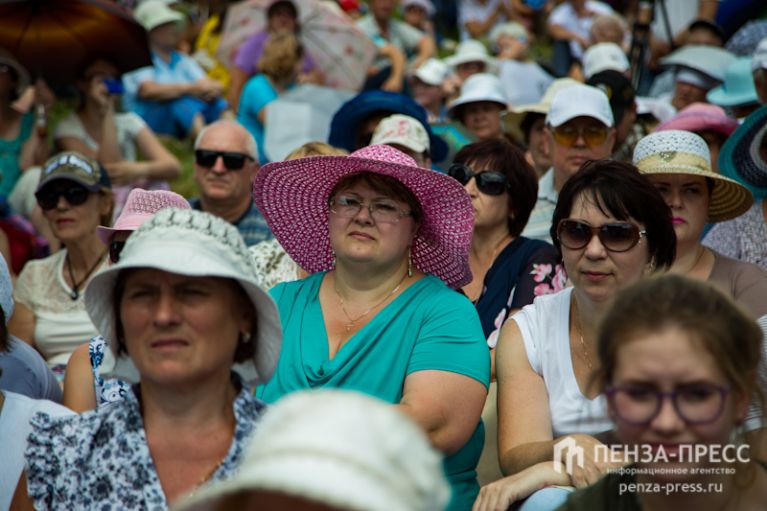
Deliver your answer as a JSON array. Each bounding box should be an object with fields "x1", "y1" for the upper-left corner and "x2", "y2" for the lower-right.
[
  {"x1": 189, "y1": 120, "x2": 273, "y2": 246},
  {"x1": 123, "y1": 1, "x2": 228, "y2": 139}
]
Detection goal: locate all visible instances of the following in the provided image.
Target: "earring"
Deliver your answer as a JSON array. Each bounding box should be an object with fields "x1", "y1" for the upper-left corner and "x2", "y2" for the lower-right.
[
  {"x1": 240, "y1": 332, "x2": 252, "y2": 344},
  {"x1": 331, "y1": 250, "x2": 336, "y2": 268},
  {"x1": 407, "y1": 248, "x2": 413, "y2": 278}
]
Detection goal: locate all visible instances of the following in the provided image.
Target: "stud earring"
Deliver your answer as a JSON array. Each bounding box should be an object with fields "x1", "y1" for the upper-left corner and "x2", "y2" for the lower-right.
[{"x1": 240, "y1": 332, "x2": 252, "y2": 344}]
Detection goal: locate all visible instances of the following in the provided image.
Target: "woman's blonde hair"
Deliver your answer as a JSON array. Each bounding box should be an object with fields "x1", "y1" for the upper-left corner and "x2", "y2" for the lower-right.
[
  {"x1": 258, "y1": 33, "x2": 303, "y2": 83},
  {"x1": 285, "y1": 142, "x2": 347, "y2": 160}
]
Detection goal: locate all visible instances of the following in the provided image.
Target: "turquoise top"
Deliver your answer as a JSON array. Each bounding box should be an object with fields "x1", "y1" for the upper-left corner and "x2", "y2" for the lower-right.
[
  {"x1": 0, "y1": 112, "x2": 34, "y2": 198},
  {"x1": 258, "y1": 272, "x2": 490, "y2": 511}
]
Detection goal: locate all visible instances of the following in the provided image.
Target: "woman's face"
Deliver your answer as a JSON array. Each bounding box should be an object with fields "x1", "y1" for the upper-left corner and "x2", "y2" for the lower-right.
[
  {"x1": 463, "y1": 159, "x2": 510, "y2": 232},
  {"x1": 41, "y1": 182, "x2": 109, "y2": 244},
  {"x1": 120, "y1": 270, "x2": 252, "y2": 386},
  {"x1": 646, "y1": 174, "x2": 709, "y2": 247},
  {"x1": 462, "y1": 101, "x2": 504, "y2": 141},
  {"x1": 79, "y1": 59, "x2": 120, "y2": 95},
  {"x1": 328, "y1": 181, "x2": 417, "y2": 270},
  {"x1": 562, "y1": 192, "x2": 651, "y2": 304},
  {"x1": 609, "y1": 326, "x2": 748, "y2": 482}
]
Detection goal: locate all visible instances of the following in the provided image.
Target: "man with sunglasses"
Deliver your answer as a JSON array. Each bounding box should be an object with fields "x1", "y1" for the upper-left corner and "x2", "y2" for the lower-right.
[
  {"x1": 521, "y1": 84, "x2": 615, "y2": 242},
  {"x1": 190, "y1": 120, "x2": 273, "y2": 246}
]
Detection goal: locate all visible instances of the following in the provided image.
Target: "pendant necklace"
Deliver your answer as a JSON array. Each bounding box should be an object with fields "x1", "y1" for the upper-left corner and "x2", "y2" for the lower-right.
[
  {"x1": 334, "y1": 272, "x2": 408, "y2": 333},
  {"x1": 66, "y1": 250, "x2": 107, "y2": 301}
]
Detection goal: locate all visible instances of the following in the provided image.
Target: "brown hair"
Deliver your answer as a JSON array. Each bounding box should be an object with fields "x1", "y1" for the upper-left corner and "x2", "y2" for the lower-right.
[
  {"x1": 596, "y1": 274, "x2": 764, "y2": 409},
  {"x1": 258, "y1": 33, "x2": 303, "y2": 83},
  {"x1": 329, "y1": 172, "x2": 423, "y2": 223},
  {"x1": 286, "y1": 142, "x2": 348, "y2": 160}
]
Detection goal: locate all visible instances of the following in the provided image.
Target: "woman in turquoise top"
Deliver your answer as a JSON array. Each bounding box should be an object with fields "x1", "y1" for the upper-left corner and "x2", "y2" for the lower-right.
[{"x1": 254, "y1": 144, "x2": 490, "y2": 511}]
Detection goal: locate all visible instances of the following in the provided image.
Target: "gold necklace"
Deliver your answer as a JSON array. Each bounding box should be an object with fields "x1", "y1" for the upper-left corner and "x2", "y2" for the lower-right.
[
  {"x1": 571, "y1": 296, "x2": 593, "y2": 370},
  {"x1": 333, "y1": 272, "x2": 408, "y2": 333}
]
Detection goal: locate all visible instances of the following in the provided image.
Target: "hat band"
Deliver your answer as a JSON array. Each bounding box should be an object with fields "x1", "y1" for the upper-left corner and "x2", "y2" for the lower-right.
[{"x1": 635, "y1": 152, "x2": 712, "y2": 175}]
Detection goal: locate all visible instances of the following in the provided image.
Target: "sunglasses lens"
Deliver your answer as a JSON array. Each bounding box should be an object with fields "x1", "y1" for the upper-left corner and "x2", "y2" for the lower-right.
[
  {"x1": 552, "y1": 128, "x2": 577, "y2": 147},
  {"x1": 558, "y1": 220, "x2": 592, "y2": 249},
  {"x1": 222, "y1": 154, "x2": 246, "y2": 170},
  {"x1": 553, "y1": 125, "x2": 608, "y2": 148},
  {"x1": 475, "y1": 172, "x2": 507, "y2": 195},
  {"x1": 195, "y1": 150, "x2": 218, "y2": 168},
  {"x1": 447, "y1": 164, "x2": 470, "y2": 185},
  {"x1": 65, "y1": 186, "x2": 90, "y2": 206},
  {"x1": 600, "y1": 223, "x2": 639, "y2": 252},
  {"x1": 109, "y1": 241, "x2": 125, "y2": 264},
  {"x1": 35, "y1": 185, "x2": 90, "y2": 210}
]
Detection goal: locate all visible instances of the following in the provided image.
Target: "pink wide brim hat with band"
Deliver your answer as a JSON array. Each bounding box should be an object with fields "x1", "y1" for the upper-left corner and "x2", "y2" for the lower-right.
[
  {"x1": 97, "y1": 188, "x2": 192, "y2": 244},
  {"x1": 654, "y1": 103, "x2": 739, "y2": 138},
  {"x1": 253, "y1": 144, "x2": 475, "y2": 289}
]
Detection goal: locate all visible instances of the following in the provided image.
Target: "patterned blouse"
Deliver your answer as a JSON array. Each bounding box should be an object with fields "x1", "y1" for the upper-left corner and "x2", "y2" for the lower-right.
[
  {"x1": 25, "y1": 382, "x2": 266, "y2": 510},
  {"x1": 703, "y1": 200, "x2": 767, "y2": 271}
]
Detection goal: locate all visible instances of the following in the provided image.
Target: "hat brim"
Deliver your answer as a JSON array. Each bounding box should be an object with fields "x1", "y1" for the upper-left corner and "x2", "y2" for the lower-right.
[
  {"x1": 660, "y1": 45, "x2": 735, "y2": 82},
  {"x1": 655, "y1": 116, "x2": 738, "y2": 137},
  {"x1": 328, "y1": 91, "x2": 448, "y2": 161},
  {"x1": 35, "y1": 175, "x2": 102, "y2": 194},
  {"x1": 447, "y1": 97, "x2": 507, "y2": 118},
  {"x1": 84, "y1": 240, "x2": 282, "y2": 387},
  {"x1": 636, "y1": 164, "x2": 754, "y2": 222},
  {"x1": 444, "y1": 54, "x2": 499, "y2": 75},
  {"x1": 252, "y1": 155, "x2": 474, "y2": 288},
  {"x1": 706, "y1": 86, "x2": 759, "y2": 107},
  {"x1": 719, "y1": 105, "x2": 767, "y2": 199}
]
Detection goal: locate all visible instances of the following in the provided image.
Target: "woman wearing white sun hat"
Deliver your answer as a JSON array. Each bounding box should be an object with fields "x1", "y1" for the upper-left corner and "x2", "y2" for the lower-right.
[
  {"x1": 12, "y1": 209, "x2": 282, "y2": 509},
  {"x1": 448, "y1": 73, "x2": 508, "y2": 142}
]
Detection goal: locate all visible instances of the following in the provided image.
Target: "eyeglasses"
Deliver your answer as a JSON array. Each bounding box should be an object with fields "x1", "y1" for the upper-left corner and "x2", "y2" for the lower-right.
[
  {"x1": 109, "y1": 240, "x2": 126, "y2": 264},
  {"x1": 194, "y1": 149, "x2": 253, "y2": 170},
  {"x1": 551, "y1": 124, "x2": 609, "y2": 148},
  {"x1": 329, "y1": 195, "x2": 411, "y2": 224},
  {"x1": 447, "y1": 163, "x2": 509, "y2": 196},
  {"x1": 557, "y1": 219, "x2": 647, "y2": 253},
  {"x1": 606, "y1": 383, "x2": 731, "y2": 426},
  {"x1": 35, "y1": 184, "x2": 91, "y2": 211}
]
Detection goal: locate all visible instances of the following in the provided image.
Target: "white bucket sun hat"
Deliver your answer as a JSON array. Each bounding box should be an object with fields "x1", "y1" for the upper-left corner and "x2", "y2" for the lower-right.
[
  {"x1": 447, "y1": 73, "x2": 508, "y2": 118},
  {"x1": 85, "y1": 208, "x2": 282, "y2": 387},
  {"x1": 445, "y1": 39, "x2": 498, "y2": 74},
  {"x1": 174, "y1": 389, "x2": 451, "y2": 511}
]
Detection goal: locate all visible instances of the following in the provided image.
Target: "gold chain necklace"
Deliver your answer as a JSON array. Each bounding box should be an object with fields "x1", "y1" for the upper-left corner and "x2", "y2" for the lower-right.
[
  {"x1": 334, "y1": 272, "x2": 408, "y2": 333},
  {"x1": 571, "y1": 296, "x2": 593, "y2": 371}
]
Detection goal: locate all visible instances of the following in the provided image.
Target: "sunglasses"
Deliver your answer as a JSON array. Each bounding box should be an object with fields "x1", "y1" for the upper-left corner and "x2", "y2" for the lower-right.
[
  {"x1": 551, "y1": 124, "x2": 609, "y2": 148},
  {"x1": 557, "y1": 219, "x2": 647, "y2": 253},
  {"x1": 35, "y1": 184, "x2": 91, "y2": 211},
  {"x1": 194, "y1": 149, "x2": 253, "y2": 170},
  {"x1": 447, "y1": 163, "x2": 509, "y2": 196},
  {"x1": 109, "y1": 240, "x2": 126, "y2": 264}
]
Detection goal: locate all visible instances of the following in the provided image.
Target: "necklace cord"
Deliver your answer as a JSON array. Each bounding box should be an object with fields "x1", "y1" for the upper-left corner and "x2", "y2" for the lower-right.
[{"x1": 66, "y1": 250, "x2": 107, "y2": 301}]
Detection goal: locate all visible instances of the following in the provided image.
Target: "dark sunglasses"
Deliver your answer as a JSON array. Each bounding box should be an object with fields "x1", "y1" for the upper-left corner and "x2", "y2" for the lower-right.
[
  {"x1": 447, "y1": 163, "x2": 509, "y2": 196},
  {"x1": 109, "y1": 240, "x2": 126, "y2": 264},
  {"x1": 194, "y1": 149, "x2": 253, "y2": 170},
  {"x1": 35, "y1": 184, "x2": 91, "y2": 211},
  {"x1": 557, "y1": 219, "x2": 647, "y2": 253}
]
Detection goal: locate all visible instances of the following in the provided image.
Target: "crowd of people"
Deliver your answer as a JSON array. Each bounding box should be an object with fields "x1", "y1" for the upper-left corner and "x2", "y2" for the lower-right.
[{"x1": 1, "y1": 0, "x2": 767, "y2": 510}]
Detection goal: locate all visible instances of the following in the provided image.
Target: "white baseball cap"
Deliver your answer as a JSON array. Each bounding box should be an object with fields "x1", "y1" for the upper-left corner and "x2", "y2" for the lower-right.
[
  {"x1": 582, "y1": 43, "x2": 629, "y2": 79},
  {"x1": 546, "y1": 84, "x2": 614, "y2": 128},
  {"x1": 752, "y1": 37, "x2": 767, "y2": 72},
  {"x1": 413, "y1": 58, "x2": 450, "y2": 86},
  {"x1": 371, "y1": 114, "x2": 430, "y2": 154}
]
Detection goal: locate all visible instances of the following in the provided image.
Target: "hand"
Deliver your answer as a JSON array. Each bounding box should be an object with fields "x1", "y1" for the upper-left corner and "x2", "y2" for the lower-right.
[
  {"x1": 381, "y1": 75, "x2": 404, "y2": 93},
  {"x1": 558, "y1": 434, "x2": 620, "y2": 488},
  {"x1": 88, "y1": 77, "x2": 112, "y2": 112},
  {"x1": 33, "y1": 78, "x2": 55, "y2": 109},
  {"x1": 472, "y1": 461, "x2": 571, "y2": 511},
  {"x1": 193, "y1": 77, "x2": 223, "y2": 101},
  {"x1": 103, "y1": 160, "x2": 144, "y2": 186},
  {"x1": 574, "y1": 35, "x2": 590, "y2": 51}
]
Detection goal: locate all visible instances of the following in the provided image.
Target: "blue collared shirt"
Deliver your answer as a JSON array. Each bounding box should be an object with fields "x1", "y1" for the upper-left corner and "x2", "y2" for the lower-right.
[{"x1": 122, "y1": 51, "x2": 206, "y2": 115}]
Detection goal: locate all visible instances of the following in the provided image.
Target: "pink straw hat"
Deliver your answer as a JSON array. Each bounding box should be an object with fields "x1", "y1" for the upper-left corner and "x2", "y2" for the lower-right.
[
  {"x1": 253, "y1": 145, "x2": 475, "y2": 288},
  {"x1": 654, "y1": 103, "x2": 738, "y2": 137},
  {"x1": 97, "y1": 188, "x2": 191, "y2": 244}
]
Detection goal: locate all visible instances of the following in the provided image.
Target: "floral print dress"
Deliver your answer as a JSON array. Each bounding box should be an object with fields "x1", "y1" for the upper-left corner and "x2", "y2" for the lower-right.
[{"x1": 25, "y1": 382, "x2": 266, "y2": 510}]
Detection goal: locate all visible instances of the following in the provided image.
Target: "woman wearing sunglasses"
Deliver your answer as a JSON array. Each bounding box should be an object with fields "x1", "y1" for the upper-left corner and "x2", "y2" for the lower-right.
[
  {"x1": 479, "y1": 160, "x2": 675, "y2": 510},
  {"x1": 634, "y1": 131, "x2": 767, "y2": 324},
  {"x1": 8, "y1": 152, "x2": 114, "y2": 382},
  {"x1": 62, "y1": 188, "x2": 191, "y2": 412},
  {"x1": 561, "y1": 274, "x2": 767, "y2": 509}
]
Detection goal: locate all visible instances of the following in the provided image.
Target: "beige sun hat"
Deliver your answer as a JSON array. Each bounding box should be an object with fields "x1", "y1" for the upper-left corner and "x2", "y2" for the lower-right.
[
  {"x1": 173, "y1": 389, "x2": 450, "y2": 511},
  {"x1": 633, "y1": 130, "x2": 753, "y2": 222}
]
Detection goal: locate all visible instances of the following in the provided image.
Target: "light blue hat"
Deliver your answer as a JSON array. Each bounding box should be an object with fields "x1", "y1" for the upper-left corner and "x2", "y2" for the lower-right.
[{"x1": 707, "y1": 57, "x2": 759, "y2": 107}]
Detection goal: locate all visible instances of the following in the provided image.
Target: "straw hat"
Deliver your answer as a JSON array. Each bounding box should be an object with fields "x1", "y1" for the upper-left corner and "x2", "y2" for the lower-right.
[
  {"x1": 252, "y1": 144, "x2": 474, "y2": 288},
  {"x1": 719, "y1": 105, "x2": 767, "y2": 199},
  {"x1": 174, "y1": 389, "x2": 451, "y2": 511},
  {"x1": 85, "y1": 208, "x2": 282, "y2": 387},
  {"x1": 447, "y1": 73, "x2": 507, "y2": 118},
  {"x1": 654, "y1": 103, "x2": 738, "y2": 137},
  {"x1": 97, "y1": 188, "x2": 191, "y2": 244},
  {"x1": 633, "y1": 130, "x2": 753, "y2": 222}
]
